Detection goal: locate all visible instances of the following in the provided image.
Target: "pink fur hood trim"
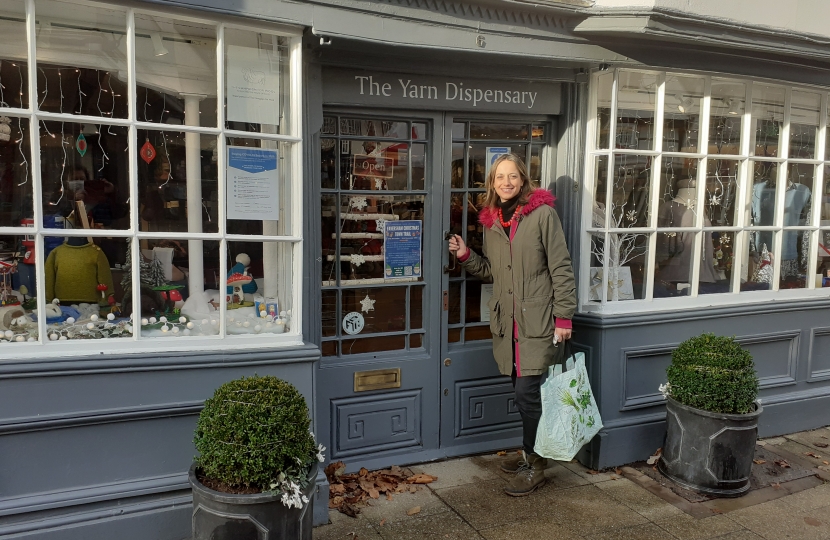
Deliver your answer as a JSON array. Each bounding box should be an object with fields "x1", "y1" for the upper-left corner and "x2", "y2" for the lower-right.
[{"x1": 478, "y1": 189, "x2": 556, "y2": 228}]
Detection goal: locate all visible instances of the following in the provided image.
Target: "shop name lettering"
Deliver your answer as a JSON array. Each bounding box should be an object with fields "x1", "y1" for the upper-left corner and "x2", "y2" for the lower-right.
[{"x1": 354, "y1": 76, "x2": 537, "y2": 109}]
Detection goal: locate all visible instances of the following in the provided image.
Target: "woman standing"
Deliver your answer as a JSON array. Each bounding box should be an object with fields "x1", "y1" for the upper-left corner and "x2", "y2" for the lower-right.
[{"x1": 449, "y1": 153, "x2": 576, "y2": 496}]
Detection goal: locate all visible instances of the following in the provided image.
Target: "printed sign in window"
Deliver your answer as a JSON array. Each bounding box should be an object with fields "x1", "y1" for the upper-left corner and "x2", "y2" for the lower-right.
[
  {"x1": 352, "y1": 154, "x2": 395, "y2": 179},
  {"x1": 383, "y1": 220, "x2": 422, "y2": 279}
]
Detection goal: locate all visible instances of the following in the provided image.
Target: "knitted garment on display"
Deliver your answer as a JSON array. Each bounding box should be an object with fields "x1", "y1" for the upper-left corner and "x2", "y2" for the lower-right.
[{"x1": 45, "y1": 243, "x2": 115, "y2": 304}]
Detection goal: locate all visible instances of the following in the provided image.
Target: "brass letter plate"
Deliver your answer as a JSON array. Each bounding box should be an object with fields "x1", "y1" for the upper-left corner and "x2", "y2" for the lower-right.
[{"x1": 354, "y1": 368, "x2": 401, "y2": 392}]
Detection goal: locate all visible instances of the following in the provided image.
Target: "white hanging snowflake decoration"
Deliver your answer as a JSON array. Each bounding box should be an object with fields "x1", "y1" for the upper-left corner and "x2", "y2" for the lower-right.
[
  {"x1": 375, "y1": 219, "x2": 386, "y2": 233},
  {"x1": 350, "y1": 197, "x2": 368, "y2": 210},
  {"x1": 709, "y1": 193, "x2": 722, "y2": 206},
  {"x1": 374, "y1": 178, "x2": 385, "y2": 190},
  {"x1": 360, "y1": 294, "x2": 376, "y2": 313},
  {"x1": 626, "y1": 210, "x2": 637, "y2": 222},
  {"x1": 350, "y1": 253, "x2": 366, "y2": 267}
]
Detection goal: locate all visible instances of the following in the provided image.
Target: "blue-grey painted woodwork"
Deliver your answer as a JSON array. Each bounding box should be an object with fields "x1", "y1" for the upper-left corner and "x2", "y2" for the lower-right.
[
  {"x1": 0, "y1": 347, "x2": 319, "y2": 539},
  {"x1": 573, "y1": 300, "x2": 830, "y2": 470}
]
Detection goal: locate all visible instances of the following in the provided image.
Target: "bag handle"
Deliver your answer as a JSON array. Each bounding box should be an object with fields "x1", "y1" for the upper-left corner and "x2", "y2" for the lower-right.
[{"x1": 563, "y1": 340, "x2": 577, "y2": 371}]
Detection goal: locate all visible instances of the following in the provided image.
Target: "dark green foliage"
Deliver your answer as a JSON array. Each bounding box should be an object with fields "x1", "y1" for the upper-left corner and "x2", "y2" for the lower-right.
[
  {"x1": 194, "y1": 375, "x2": 316, "y2": 491},
  {"x1": 667, "y1": 334, "x2": 759, "y2": 414}
]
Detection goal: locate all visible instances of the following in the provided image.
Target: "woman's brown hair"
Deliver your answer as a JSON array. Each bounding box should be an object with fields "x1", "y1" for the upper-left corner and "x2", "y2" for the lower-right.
[{"x1": 481, "y1": 153, "x2": 537, "y2": 209}]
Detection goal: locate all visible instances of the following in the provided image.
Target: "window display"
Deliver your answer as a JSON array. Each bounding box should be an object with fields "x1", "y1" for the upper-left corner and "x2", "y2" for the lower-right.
[
  {"x1": 586, "y1": 69, "x2": 830, "y2": 310},
  {"x1": 0, "y1": 0, "x2": 302, "y2": 348}
]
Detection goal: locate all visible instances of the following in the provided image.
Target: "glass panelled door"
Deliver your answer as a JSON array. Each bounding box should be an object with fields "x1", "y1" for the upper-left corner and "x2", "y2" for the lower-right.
[{"x1": 440, "y1": 117, "x2": 553, "y2": 451}]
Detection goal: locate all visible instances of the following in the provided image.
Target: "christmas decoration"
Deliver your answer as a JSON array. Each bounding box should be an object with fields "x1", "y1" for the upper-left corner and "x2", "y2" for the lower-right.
[
  {"x1": 75, "y1": 132, "x2": 87, "y2": 157},
  {"x1": 140, "y1": 138, "x2": 156, "y2": 164},
  {"x1": 350, "y1": 253, "x2": 366, "y2": 267},
  {"x1": 359, "y1": 294, "x2": 375, "y2": 313},
  {"x1": 350, "y1": 197, "x2": 368, "y2": 210}
]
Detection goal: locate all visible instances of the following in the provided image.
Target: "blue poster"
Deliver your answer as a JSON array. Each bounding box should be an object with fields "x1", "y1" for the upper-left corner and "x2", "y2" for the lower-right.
[
  {"x1": 383, "y1": 220, "x2": 422, "y2": 279},
  {"x1": 227, "y1": 146, "x2": 279, "y2": 220}
]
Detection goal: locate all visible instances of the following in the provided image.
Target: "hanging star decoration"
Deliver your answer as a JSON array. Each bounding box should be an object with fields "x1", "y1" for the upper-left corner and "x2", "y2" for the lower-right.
[
  {"x1": 359, "y1": 294, "x2": 375, "y2": 313},
  {"x1": 709, "y1": 193, "x2": 722, "y2": 206},
  {"x1": 350, "y1": 197, "x2": 368, "y2": 210},
  {"x1": 626, "y1": 209, "x2": 637, "y2": 223},
  {"x1": 350, "y1": 253, "x2": 366, "y2": 267},
  {"x1": 374, "y1": 178, "x2": 385, "y2": 190}
]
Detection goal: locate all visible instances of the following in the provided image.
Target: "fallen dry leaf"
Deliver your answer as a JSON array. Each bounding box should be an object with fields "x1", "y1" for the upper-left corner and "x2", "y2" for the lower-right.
[
  {"x1": 587, "y1": 470, "x2": 599, "y2": 475},
  {"x1": 359, "y1": 467, "x2": 368, "y2": 477},
  {"x1": 368, "y1": 488, "x2": 379, "y2": 499},
  {"x1": 410, "y1": 486, "x2": 417, "y2": 493},
  {"x1": 774, "y1": 459, "x2": 791, "y2": 468},
  {"x1": 805, "y1": 452, "x2": 822, "y2": 459},
  {"x1": 407, "y1": 506, "x2": 421, "y2": 516},
  {"x1": 386, "y1": 493, "x2": 393, "y2": 501},
  {"x1": 814, "y1": 442, "x2": 829, "y2": 448},
  {"x1": 711, "y1": 508, "x2": 723, "y2": 514},
  {"x1": 331, "y1": 483, "x2": 346, "y2": 495},
  {"x1": 408, "y1": 473, "x2": 438, "y2": 484},
  {"x1": 804, "y1": 517, "x2": 822, "y2": 527},
  {"x1": 496, "y1": 451, "x2": 507, "y2": 456},
  {"x1": 341, "y1": 503, "x2": 360, "y2": 518},
  {"x1": 772, "y1": 483, "x2": 781, "y2": 489},
  {"x1": 823, "y1": 461, "x2": 829, "y2": 465},
  {"x1": 615, "y1": 468, "x2": 622, "y2": 475},
  {"x1": 379, "y1": 519, "x2": 386, "y2": 527},
  {"x1": 646, "y1": 447, "x2": 662, "y2": 466},
  {"x1": 611, "y1": 476, "x2": 619, "y2": 480},
  {"x1": 753, "y1": 459, "x2": 767, "y2": 465}
]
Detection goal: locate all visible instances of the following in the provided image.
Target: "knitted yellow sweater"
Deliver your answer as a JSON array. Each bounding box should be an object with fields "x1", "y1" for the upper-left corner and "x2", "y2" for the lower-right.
[{"x1": 45, "y1": 243, "x2": 115, "y2": 304}]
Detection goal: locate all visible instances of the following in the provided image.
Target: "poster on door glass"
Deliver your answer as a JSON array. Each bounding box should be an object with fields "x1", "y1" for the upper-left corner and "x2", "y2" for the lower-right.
[
  {"x1": 384, "y1": 220, "x2": 422, "y2": 279},
  {"x1": 227, "y1": 146, "x2": 279, "y2": 220},
  {"x1": 226, "y1": 45, "x2": 280, "y2": 126},
  {"x1": 485, "y1": 147, "x2": 511, "y2": 177}
]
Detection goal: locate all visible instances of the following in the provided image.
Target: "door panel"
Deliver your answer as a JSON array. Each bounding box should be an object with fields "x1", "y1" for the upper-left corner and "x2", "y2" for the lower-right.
[{"x1": 439, "y1": 115, "x2": 555, "y2": 450}]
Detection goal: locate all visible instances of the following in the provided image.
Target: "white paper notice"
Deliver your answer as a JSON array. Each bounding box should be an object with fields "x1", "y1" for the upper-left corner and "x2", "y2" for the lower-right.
[
  {"x1": 226, "y1": 45, "x2": 280, "y2": 126},
  {"x1": 227, "y1": 146, "x2": 279, "y2": 221}
]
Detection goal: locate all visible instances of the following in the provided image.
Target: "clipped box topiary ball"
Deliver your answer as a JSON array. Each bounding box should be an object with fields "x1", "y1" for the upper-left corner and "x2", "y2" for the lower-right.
[
  {"x1": 194, "y1": 375, "x2": 316, "y2": 492},
  {"x1": 666, "y1": 333, "x2": 759, "y2": 415}
]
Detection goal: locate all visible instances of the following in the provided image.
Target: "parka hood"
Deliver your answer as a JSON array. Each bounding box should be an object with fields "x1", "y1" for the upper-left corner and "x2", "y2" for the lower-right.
[{"x1": 479, "y1": 189, "x2": 556, "y2": 228}]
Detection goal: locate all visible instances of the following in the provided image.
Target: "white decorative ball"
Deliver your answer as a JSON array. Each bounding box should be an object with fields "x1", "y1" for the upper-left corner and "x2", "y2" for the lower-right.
[
  {"x1": 90, "y1": 314, "x2": 99, "y2": 322},
  {"x1": 4, "y1": 330, "x2": 13, "y2": 339},
  {"x1": 259, "y1": 310, "x2": 266, "y2": 318},
  {"x1": 59, "y1": 336, "x2": 68, "y2": 340},
  {"x1": 66, "y1": 317, "x2": 75, "y2": 324},
  {"x1": 107, "y1": 313, "x2": 115, "y2": 321},
  {"x1": 86, "y1": 323, "x2": 94, "y2": 330},
  {"x1": 161, "y1": 325, "x2": 169, "y2": 332},
  {"x1": 254, "y1": 325, "x2": 262, "y2": 332},
  {"x1": 183, "y1": 329, "x2": 191, "y2": 336},
  {"x1": 201, "y1": 319, "x2": 208, "y2": 325},
  {"x1": 149, "y1": 317, "x2": 157, "y2": 324},
  {"x1": 280, "y1": 311, "x2": 287, "y2": 318},
  {"x1": 49, "y1": 334, "x2": 58, "y2": 341},
  {"x1": 228, "y1": 317, "x2": 234, "y2": 322},
  {"x1": 15, "y1": 335, "x2": 24, "y2": 342},
  {"x1": 141, "y1": 318, "x2": 149, "y2": 325},
  {"x1": 211, "y1": 319, "x2": 218, "y2": 326},
  {"x1": 27, "y1": 337, "x2": 35, "y2": 342},
  {"x1": 171, "y1": 326, "x2": 180, "y2": 334},
  {"x1": 243, "y1": 321, "x2": 250, "y2": 327},
  {"x1": 265, "y1": 322, "x2": 272, "y2": 328},
  {"x1": 159, "y1": 316, "x2": 167, "y2": 323},
  {"x1": 266, "y1": 315, "x2": 274, "y2": 322},
  {"x1": 186, "y1": 322, "x2": 194, "y2": 329},
  {"x1": 179, "y1": 317, "x2": 186, "y2": 324}
]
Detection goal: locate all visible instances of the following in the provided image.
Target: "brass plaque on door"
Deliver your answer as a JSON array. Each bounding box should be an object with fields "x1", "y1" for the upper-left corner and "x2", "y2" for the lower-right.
[{"x1": 354, "y1": 368, "x2": 401, "y2": 392}]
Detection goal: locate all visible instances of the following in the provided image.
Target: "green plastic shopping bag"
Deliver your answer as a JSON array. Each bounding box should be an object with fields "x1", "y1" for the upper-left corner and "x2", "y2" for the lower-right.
[{"x1": 534, "y1": 345, "x2": 602, "y2": 461}]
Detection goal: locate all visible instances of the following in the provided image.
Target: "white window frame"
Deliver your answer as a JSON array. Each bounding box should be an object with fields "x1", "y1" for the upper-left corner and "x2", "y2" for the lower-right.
[
  {"x1": 0, "y1": 0, "x2": 305, "y2": 357},
  {"x1": 581, "y1": 68, "x2": 830, "y2": 314}
]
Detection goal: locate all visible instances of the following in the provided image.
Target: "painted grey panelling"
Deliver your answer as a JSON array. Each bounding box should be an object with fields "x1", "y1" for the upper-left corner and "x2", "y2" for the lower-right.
[
  {"x1": 738, "y1": 331, "x2": 800, "y2": 389},
  {"x1": 808, "y1": 327, "x2": 830, "y2": 382},
  {"x1": 0, "y1": 348, "x2": 318, "y2": 539},
  {"x1": 331, "y1": 391, "x2": 422, "y2": 459},
  {"x1": 621, "y1": 345, "x2": 673, "y2": 411},
  {"x1": 455, "y1": 379, "x2": 521, "y2": 437}
]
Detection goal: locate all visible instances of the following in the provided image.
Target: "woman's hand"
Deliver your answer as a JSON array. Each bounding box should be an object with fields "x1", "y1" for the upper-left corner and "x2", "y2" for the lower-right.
[
  {"x1": 448, "y1": 234, "x2": 469, "y2": 258},
  {"x1": 554, "y1": 327, "x2": 572, "y2": 343}
]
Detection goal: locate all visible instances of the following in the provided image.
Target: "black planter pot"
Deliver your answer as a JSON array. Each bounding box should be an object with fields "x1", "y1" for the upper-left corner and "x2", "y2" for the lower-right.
[
  {"x1": 189, "y1": 462, "x2": 317, "y2": 540},
  {"x1": 659, "y1": 397, "x2": 762, "y2": 497}
]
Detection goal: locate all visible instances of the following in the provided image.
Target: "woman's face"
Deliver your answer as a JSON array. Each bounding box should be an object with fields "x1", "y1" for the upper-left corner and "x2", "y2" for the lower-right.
[{"x1": 493, "y1": 160, "x2": 523, "y2": 202}]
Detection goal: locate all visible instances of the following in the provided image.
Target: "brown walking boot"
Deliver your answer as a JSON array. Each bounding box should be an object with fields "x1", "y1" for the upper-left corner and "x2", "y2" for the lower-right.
[
  {"x1": 499, "y1": 451, "x2": 528, "y2": 473},
  {"x1": 503, "y1": 452, "x2": 547, "y2": 496}
]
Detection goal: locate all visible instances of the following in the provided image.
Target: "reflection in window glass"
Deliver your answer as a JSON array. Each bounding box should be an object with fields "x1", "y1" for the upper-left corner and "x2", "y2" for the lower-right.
[
  {"x1": 450, "y1": 143, "x2": 465, "y2": 188},
  {"x1": 410, "y1": 333, "x2": 423, "y2": 348},
  {"x1": 468, "y1": 143, "x2": 525, "y2": 188},
  {"x1": 452, "y1": 122, "x2": 466, "y2": 139},
  {"x1": 465, "y1": 326, "x2": 491, "y2": 342},
  {"x1": 412, "y1": 144, "x2": 426, "y2": 190},
  {"x1": 137, "y1": 130, "x2": 218, "y2": 234},
  {"x1": 611, "y1": 154, "x2": 651, "y2": 228},
  {"x1": 615, "y1": 71, "x2": 657, "y2": 151},
  {"x1": 410, "y1": 286, "x2": 423, "y2": 329},
  {"x1": 664, "y1": 76, "x2": 703, "y2": 153},
  {"x1": 41, "y1": 122, "x2": 130, "y2": 231},
  {"x1": 340, "y1": 119, "x2": 408, "y2": 138},
  {"x1": 0, "y1": 235, "x2": 39, "y2": 343},
  {"x1": 35, "y1": 0, "x2": 127, "y2": 118},
  {"x1": 469, "y1": 123, "x2": 528, "y2": 140},
  {"x1": 709, "y1": 80, "x2": 744, "y2": 155},
  {"x1": 751, "y1": 84, "x2": 785, "y2": 157},
  {"x1": 412, "y1": 123, "x2": 427, "y2": 140},
  {"x1": 823, "y1": 168, "x2": 830, "y2": 222},
  {"x1": 590, "y1": 233, "x2": 648, "y2": 301},
  {"x1": 815, "y1": 232, "x2": 830, "y2": 286},
  {"x1": 595, "y1": 72, "x2": 612, "y2": 149},
  {"x1": 789, "y1": 91, "x2": 820, "y2": 159},
  {"x1": 322, "y1": 290, "x2": 336, "y2": 337},
  {"x1": 341, "y1": 287, "x2": 407, "y2": 334},
  {"x1": 529, "y1": 145, "x2": 543, "y2": 183},
  {"x1": 659, "y1": 157, "x2": 699, "y2": 220},
  {"x1": 448, "y1": 281, "x2": 461, "y2": 325},
  {"x1": 339, "y1": 139, "x2": 408, "y2": 191},
  {"x1": 342, "y1": 335, "x2": 405, "y2": 355},
  {"x1": 0, "y1": 0, "x2": 28, "y2": 109},
  {"x1": 0, "y1": 117, "x2": 33, "y2": 227},
  {"x1": 705, "y1": 159, "x2": 740, "y2": 227},
  {"x1": 321, "y1": 138, "x2": 336, "y2": 189},
  {"x1": 592, "y1": 156, "x2": 608, "y2": 228}
]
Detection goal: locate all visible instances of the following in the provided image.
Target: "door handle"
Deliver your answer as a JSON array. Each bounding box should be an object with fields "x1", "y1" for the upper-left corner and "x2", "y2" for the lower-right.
[{"x1": 444, "y1": 231, "x2": 457, "y2": 273}]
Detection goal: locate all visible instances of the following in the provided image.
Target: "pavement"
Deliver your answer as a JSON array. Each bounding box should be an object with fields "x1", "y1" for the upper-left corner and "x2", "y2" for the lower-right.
[{"x1": 313, "y1": 426, "x2": 830, "y2": 540}]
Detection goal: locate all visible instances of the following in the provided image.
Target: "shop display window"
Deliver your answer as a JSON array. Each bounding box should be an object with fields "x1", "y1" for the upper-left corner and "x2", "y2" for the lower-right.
[
  {"x1": 586, "y1": 69, "x2": 830, "y2": 312},
  {"x1": 0, "y1": 0, "x2": 302, "y2": 350}
]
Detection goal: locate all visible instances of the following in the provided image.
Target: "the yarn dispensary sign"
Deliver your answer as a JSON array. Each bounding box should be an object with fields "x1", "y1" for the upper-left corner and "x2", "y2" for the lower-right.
[
  {"x1": 384, "y1": 220, "x2": 422, "y2": 279},
  {"x1": 227, "y1": 146, "x2": 279, "y2": 221},
  {"x1": 322, "y1": 68, "x2": 561, "y2": 114}
]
